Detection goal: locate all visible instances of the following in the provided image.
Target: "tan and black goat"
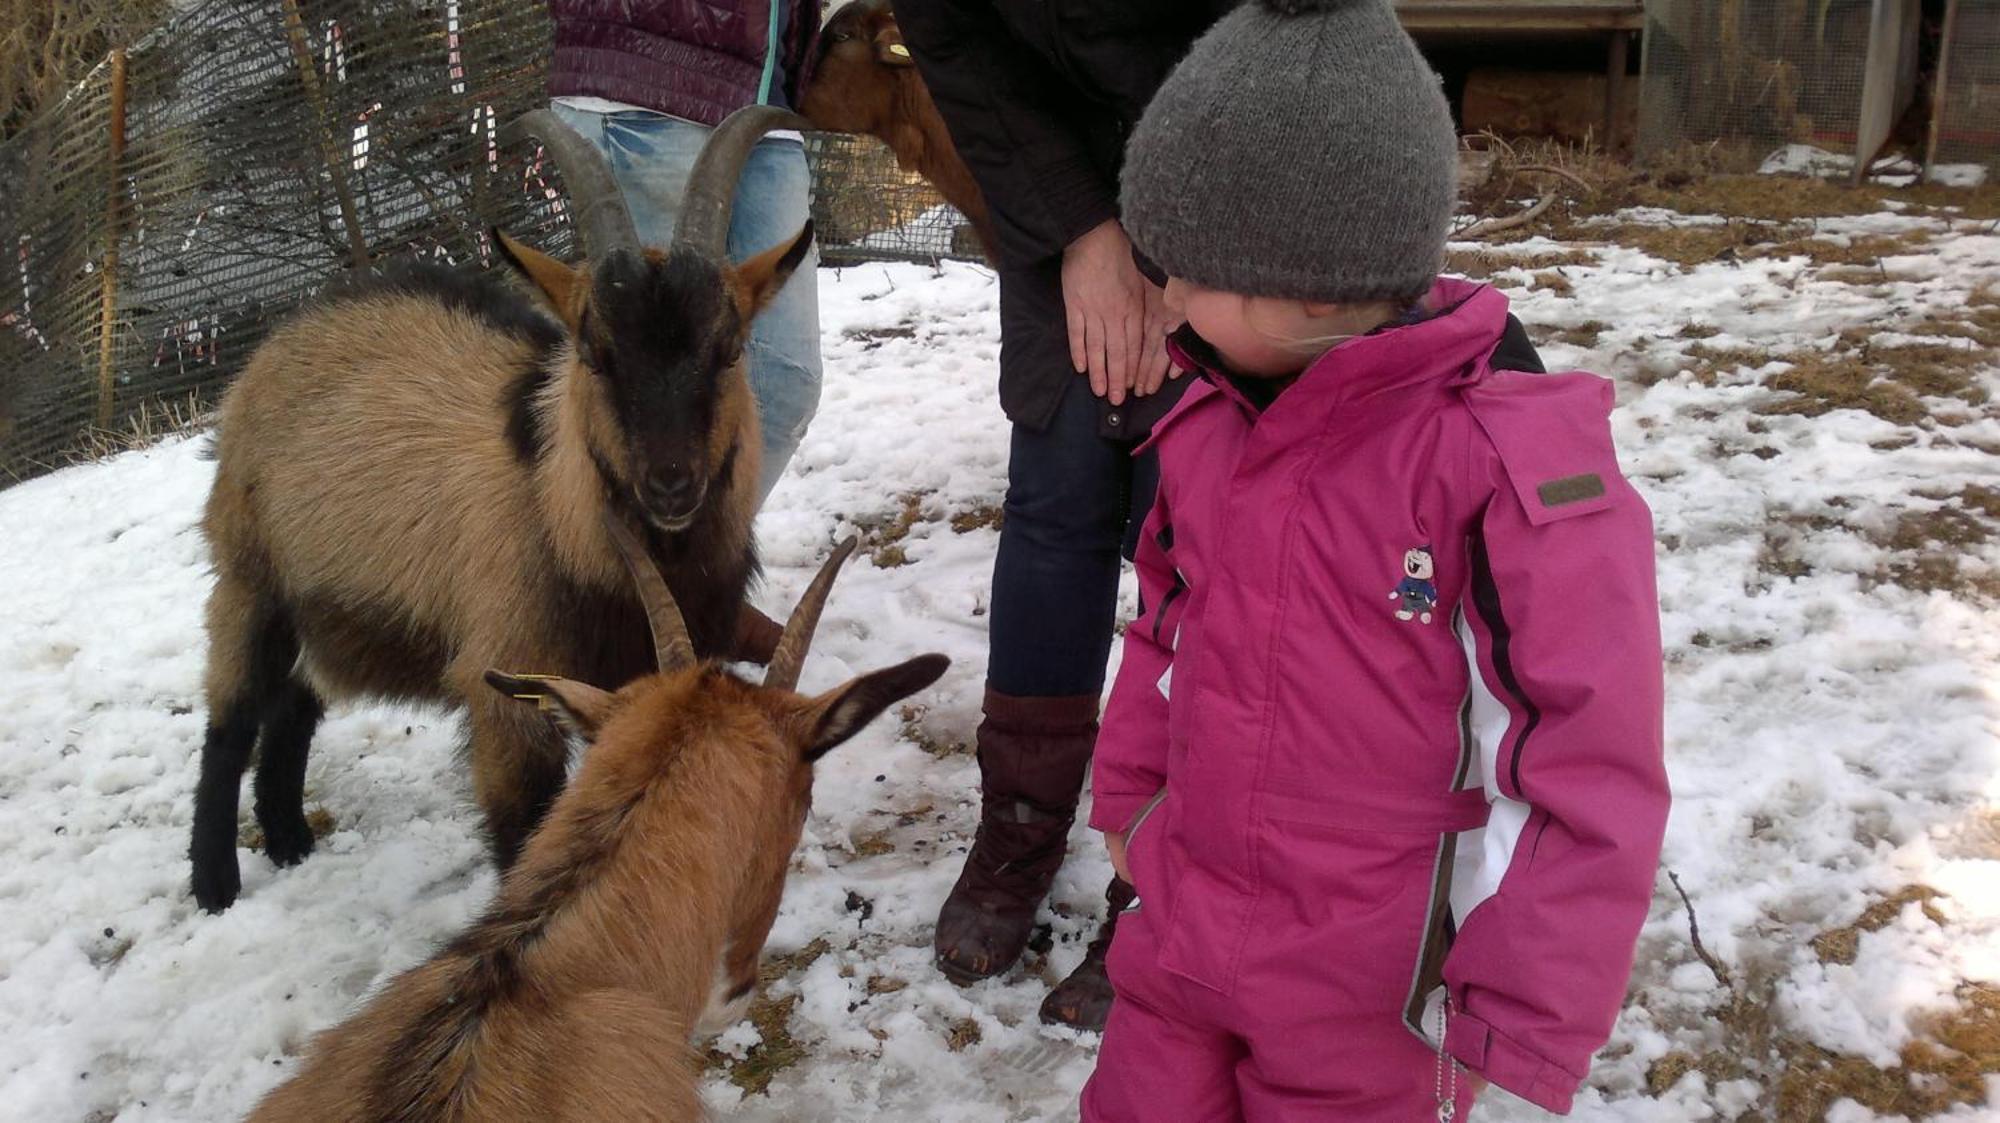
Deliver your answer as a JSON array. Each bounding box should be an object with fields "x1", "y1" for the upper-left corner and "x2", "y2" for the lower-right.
[
  {"x1": 800, "y1": 0, "x2": 996, "y2": 258},
  {"x1": 245, "y1": 518, "x2": 949, "y2": 1122},
  {"x1": 191, "y1": 107, "x2": 818, "y2": 911}
]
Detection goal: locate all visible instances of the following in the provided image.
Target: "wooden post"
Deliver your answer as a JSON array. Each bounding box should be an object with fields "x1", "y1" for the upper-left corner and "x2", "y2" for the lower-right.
[
  {"x1": 1604, "y1": 30, "x2": 1632, "y2": 155},
  {"x1": 280, "y1": 0, "x2": 371, "y2": 270},
  {"x1": 95, "y1": 48, "x2": 128, "y2": 430},
  {"x1": 1924, "y1": 0, "x2": 1960, "y2": 179}
]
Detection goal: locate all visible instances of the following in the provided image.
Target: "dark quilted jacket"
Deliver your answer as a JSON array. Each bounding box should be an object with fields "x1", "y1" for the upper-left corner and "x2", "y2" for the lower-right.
[{"x1": 547, "y1": 0, "x2": 818, "y2": 127}]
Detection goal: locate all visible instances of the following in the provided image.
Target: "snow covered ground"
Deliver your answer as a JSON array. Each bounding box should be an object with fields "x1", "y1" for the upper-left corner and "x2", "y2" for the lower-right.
[{"x1": 2, "y1": 197, "x2": 1998, "y2": 1122}]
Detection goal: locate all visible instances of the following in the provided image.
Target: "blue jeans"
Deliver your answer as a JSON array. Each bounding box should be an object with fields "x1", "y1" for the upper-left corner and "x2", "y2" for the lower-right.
[
  {"x1": 551, "y1": 103, "x2": 823, "y2": 506},
  {"x1": 987, "y1": 376, "x2": 1160, "y2": 699}
]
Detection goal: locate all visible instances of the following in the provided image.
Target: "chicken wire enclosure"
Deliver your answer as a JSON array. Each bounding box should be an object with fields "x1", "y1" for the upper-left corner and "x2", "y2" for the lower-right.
[
  {"x1": 804, "y1": 131, "x2": 984, "y2": 266},
  {"x1": 1932, "y1": 0, "x2": 2000, "y2": 173},
  {"x1": 0, "y1": 0, "x2": 579, "y2": 485},
  {"x1": 1638, "y1": 0, "x2": 1881, "y2": 164},
  {"x1": 0, "y1": 0, "x2": 979, "y2": 490}
]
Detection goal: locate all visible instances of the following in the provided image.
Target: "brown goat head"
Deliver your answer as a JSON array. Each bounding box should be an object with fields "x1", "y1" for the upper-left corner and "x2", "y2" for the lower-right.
[
  {"x1": 801, "y1": 0, "x2": 995, "y2": 257},
  {"x1": 246, "y1": 525, "x2": 947, "y2": 1122},
  {"x1": 493, "y1": 226, "x2": 812, "y2": 533},
  {"x1": 484, "y1": 518, "x2": 949, "y2": 1006}
]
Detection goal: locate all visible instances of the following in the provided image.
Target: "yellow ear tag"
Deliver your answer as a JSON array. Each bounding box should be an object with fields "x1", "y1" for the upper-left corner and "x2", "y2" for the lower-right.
[{"x1": 888, "y1": 43, "x2": 911, "y2": 58}]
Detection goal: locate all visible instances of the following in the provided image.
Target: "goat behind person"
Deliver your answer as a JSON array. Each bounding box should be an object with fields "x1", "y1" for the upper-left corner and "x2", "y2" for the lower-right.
[
  {"x1": 800, "y1": 0, "x2": 996, "y2": 258},
  {"x1": 246, "y1": 517, "x2": 949, "y2": 1122},
  {"x1": 191, "y1": 107, "x2": 818, "y2": 912}
]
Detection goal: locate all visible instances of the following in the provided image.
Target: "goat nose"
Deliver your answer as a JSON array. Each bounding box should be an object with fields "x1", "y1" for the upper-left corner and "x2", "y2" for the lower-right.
[{"x1": 645, "y1": 473, "x2": 697, "y2": 512}]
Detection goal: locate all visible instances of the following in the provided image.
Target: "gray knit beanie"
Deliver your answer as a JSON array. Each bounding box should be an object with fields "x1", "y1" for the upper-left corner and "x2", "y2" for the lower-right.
[{"x1": 1120, "y1": 0, "x2": 1458, "y2": 304}]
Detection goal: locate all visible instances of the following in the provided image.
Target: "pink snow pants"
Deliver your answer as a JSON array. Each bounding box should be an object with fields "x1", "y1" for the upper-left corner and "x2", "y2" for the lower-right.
[
  {"x1": 1081, "y1": 904, "x2": 1477, "y2": 1122},
  {"x1": 1080, "y1": 791, "x2": 1486, "y2": 1122}
]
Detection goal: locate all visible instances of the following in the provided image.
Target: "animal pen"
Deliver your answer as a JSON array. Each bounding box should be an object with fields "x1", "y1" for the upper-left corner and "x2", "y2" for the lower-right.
[
  {"x1": 0, "y1": 0, "x2": 977, "y2": 488},
  {"x1": 1638, "y1": 0, "x2": 2000, "y2": 179}
]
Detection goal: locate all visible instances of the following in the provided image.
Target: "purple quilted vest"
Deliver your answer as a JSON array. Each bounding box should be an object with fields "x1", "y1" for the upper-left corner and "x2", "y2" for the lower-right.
[{"x1": 547, "y1": 0, "x2": 818, "y2": 127}]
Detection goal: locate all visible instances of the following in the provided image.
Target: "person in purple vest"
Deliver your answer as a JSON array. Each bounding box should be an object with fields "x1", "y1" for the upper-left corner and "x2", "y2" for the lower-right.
[{"x1": 546, "y1": 0, "x2": 822, "y2": 526}]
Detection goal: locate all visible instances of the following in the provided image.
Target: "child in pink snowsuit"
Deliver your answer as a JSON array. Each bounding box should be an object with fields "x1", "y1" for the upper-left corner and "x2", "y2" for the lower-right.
[{"x1": 1081, "y1": 0, "x2": 1671, "y2": 1118}]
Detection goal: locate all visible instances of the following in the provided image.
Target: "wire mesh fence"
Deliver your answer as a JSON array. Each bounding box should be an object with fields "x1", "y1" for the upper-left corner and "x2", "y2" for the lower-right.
[
  {"x1": 1932, "y1": 0, "x2": 2000, "y2": 173},
  {"x1": 1637, "y1": 0, "x2": 1876, "y2": 166},
  {"x1": 0, "y1": 0, "x2": 975, "y2": 488}
]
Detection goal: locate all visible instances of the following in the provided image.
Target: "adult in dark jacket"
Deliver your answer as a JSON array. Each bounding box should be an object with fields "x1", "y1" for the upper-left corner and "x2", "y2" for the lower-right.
[
  {"x1": 546, "y1": 0, "x2": 823, "y2": 520},
  {"x1": 896, "y1": 0, "x2": 1235, "y2": 1030}
]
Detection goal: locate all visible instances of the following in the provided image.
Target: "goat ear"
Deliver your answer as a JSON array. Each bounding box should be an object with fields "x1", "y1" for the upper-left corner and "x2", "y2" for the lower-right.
[
  {"x1": 873, "y1": 22, "x2": 915, "y2": 66},
  {"x1": 732, "y1": 222, "x2": 815, "y2": 320},
  {"x1": 793, "y1": 654, "x2": 950, "y2": 763},
  {"x1": 483, "y1": 670, "x2": 617, "y2": 743},
  {"x1": 493, "y1": 229, "x2": 584, "y2": 328}
]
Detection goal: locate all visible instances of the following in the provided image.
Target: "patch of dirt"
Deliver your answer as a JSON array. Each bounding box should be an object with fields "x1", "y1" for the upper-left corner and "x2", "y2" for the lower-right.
[
  {"x1": 1442, "y1": 247, "x2": 1596, "y2": 279},
  {"x1": 1528, "y1": 270, "x2": 1575, "y2": 296}
]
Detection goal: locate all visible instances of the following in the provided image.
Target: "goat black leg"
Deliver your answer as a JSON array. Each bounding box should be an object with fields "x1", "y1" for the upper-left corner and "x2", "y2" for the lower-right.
[
  {"x1": 253, "y1": 676, "x2": 326, "y2": 868},
  {"x1": 466, "y1": 691, "x2": 568, "y2": 870},
  {"x1": 191, "y1": 578, "x2": 298, "y2": 912}
]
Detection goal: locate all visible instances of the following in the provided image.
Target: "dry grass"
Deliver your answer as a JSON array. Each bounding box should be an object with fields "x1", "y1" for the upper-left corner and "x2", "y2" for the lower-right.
[
  {"x1": 66, "y1": 392, "x2": 211, "y2": 465},
  {"x1": 237, "y1": 806, "x2": 336, "y2": 851},
  {"x1": 850, "y1": 828, "x2": 896, "y2": 858},
  {"x1": 1451, "y1": 138, "x2": 2000, "y2": 262},
  {"x1": 1, "y1": 0, "x2": 170, "y2": 139},
  {"x1": 1810, "y1": 887, "x2": 1948, "y2": 966},
  {"x1": 1650, "y1": 884, "x2": 1999, "y2": 1118},
  {"x1": 852, "y1": 492, "x2": 928, "y2": 568},
  {"x1": 1442, "y1": 247, "x2": 1596, "y2": 279},
  {"x1": 949, "y1": 503, "x2": 1003, "y2": 534},
  {"x1": 899, "y1": 704, "x2": 969, "y2": 758},
  {"x1": 702, "y1": 937, "x2": 834, "y2": 1093},
  {"x1": 944, "y1": 1017, "x2": 982, "y2": 1052}
]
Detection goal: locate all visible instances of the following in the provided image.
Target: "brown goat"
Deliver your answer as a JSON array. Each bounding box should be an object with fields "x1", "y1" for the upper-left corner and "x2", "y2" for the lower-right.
[
  {"x1": 800, "y1": 0, "x2": 996, "y2": 258},
  {"x1": 190, "y1": 108, "x2": 820, "y2": 912},
  {"x1": 245, "y1": 519, "x2": 949, "y2": 1122}
]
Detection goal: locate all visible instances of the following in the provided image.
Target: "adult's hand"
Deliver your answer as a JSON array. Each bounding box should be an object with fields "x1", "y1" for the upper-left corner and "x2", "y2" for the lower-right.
[{"x1": 1061, "y1": 219, "x2": 1151, "y2": 406}]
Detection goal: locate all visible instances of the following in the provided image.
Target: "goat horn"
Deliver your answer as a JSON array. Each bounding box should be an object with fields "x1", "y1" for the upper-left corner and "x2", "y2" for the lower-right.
[
  {"x1": 601, "y1": 511, "x2": 697, "y2": 671},
  {"x1": 763, "y1": 536, "x2": 860, "y2": 692},
  {"x1": 503, "y1": 109, "x2": 641, "y2": 261},
  {"x1": 672, "y1": 105, "x2": 815, "y2": 261}
]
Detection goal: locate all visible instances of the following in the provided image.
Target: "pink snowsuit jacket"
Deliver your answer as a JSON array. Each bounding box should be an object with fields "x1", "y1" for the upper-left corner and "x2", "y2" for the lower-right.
[{"x1": 1087, "y1": 278, "x2": 1669, "y2": 1114}]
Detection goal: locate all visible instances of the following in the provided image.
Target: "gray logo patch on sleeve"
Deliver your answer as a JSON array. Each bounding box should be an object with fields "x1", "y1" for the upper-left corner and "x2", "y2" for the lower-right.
[{"x1": 1536, "y1": 472, "x2": 1606, "y2": 508}]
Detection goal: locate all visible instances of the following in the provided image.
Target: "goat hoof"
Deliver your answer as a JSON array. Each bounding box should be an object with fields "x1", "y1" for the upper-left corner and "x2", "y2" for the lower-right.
[
  {"x1": 191, "y1": 855, "x2": 241, "y2": 913},
  {"x1": 260, "y1": 815, "x2": 317, "y2": 868}
]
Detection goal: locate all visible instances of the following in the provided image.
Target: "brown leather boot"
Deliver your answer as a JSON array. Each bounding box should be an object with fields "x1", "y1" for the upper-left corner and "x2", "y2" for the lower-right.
[
  {"x1": 1039, "y1": 876, "x2": 1134, "y2": 1030},
  {"x1": 934, "y1": 688, "x2": 1098, "y2": 985}
]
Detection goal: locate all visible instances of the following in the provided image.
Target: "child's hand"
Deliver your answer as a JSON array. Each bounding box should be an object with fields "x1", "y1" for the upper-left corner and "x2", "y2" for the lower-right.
[
  {"x1": 1103, "y1": 828, "x2": 1131, "y2": 884},
  {"x1": 1135, "y1": 280, "x2": 1179, "y2": 398}
]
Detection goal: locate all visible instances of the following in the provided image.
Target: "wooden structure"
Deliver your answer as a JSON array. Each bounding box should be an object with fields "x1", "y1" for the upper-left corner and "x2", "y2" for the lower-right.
[{"x1": 1397, "y1": 0, "x2": 1646, "y2": 149}]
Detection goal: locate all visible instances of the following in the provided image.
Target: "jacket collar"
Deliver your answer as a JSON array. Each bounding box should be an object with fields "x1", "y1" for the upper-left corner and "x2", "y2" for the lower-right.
[{"x1": 1166, "y1": 277, "x2": 1508, "y2": 416}]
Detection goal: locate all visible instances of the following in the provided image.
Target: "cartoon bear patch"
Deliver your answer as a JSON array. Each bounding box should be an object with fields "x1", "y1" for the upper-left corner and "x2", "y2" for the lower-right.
[{"x1": 1388, "y1": 545, "x2": 1438, "y2": 624}]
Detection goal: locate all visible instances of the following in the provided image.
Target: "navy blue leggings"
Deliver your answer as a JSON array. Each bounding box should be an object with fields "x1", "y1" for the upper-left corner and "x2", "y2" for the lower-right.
[{"x1": 986, "y1": 377, "x2": 1160, "y2": 699}]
